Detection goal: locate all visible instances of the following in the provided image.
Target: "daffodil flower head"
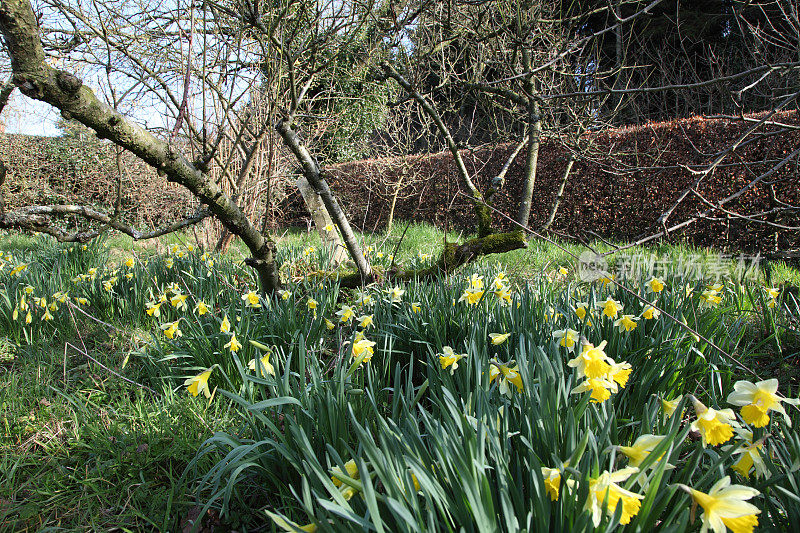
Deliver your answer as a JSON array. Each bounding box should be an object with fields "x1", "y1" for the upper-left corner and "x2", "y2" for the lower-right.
[
  {"x1": 725, "y1": 429, "x2": 767, "y2": 480},
  {"x1": 572, "y1": 377, "x2": 615, "y2": 403},
  {"x1": 195, "y1": 301, "x2": 209, "y2": 315},
  {"x1": 387, "y1": 286, "x2": 405, "y2": 303},
  {"x1": 489, "y1": 360, "x2": 524, "y2": 396},
  {"x1": 660, "y1": 394, "x2": 684, "y2": 422},
  {"x1": 618, "y1": 435, "x2": 668, "y2": 468},
  {"x1": 336, "y1": 305, "x2": 355, "y2": 323},
  {"x1": 641, "y1": 304, "x2": 661, "y2": 320},
  {"x1": 647, "y1": 277, "x2": 665, "y2": 292},
  {"x1": 161, "y1": 319, "x2": 182, "y2": 339},
  {"x1": 351, "y1": 338, "x2": 376, "y2": 363},
  {"x1": 726, "y1": 378, "x2": 798, "y2": 427},
  {"x1": 700, "y1": 289, "x2": 723, "y2": 308},
  {"x1": 677, "y1": 477, "x2": 760, "y2": 533},
  {"x1": 469, "y1": 273, "x2": 484, "y2": 290},
  {"x1": 585, "y1": 468, "x2": 644, "y2": 526},
  {"x1": 247, "y1": 352, "x2": 275, "y2": 376},
  {"x1": 324, "y1": 318, "x2": 335, "y2": 330},
  {"x1": 607, "y1": 360, "x2": 632, "y2": 388},
  {"x1": 459, "y1": 287, "x2": 484, "y2": 306},
  {"x1": 224, "y1": 333, "x2": 242, "y2": 353},
  {"x1": 541, "y1": 466, "x2": 563, "y2": 501},
  {"x1": 185, "y1": 368, "x2": 213, "y2": 398},
  {"x1": 552, "y1": 329, "x2": 580, "y2": 352},
  {"x1": 242, "y1": 291, "x2": 261, "y2": 308},
  {"x1": 598, "y1": 297, "x2": 623, "y2": 318},
  {"x1": 568, "y1": 340, "x2": 611, "y2": 379},
  {"x1": 489, "y1": 332, "x2": 511, "y2": 345},
  {"x1": 411, "y1": 302, "x2": 421, "y2": 313},
  {"x1": 439, "y1": 346, "x2": 467, "y2": 374},
  {"x1": 357, "y1": 314, "x2": 374, "y2": 329},
  {"x1": 614, "y1": 314, "x2": 638, "y2": 332},
  {"x1": 220, "y1": 315, "x2": 231, "y2": 333},
  {"x1": 691, "y1": 397, "x2": 739, "y2": 447},
  {"x1": 574, "y1": 301, "x2": 589, "y2": 321},
  {"x1": 331, "y1": 459, "x2": 359, "y2": 488},
  {"x1": 307, "y1": 298, "x2": 318, "y2": 310}
]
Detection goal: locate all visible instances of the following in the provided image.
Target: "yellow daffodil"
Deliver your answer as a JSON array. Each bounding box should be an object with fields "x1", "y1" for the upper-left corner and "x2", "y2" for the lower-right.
[
  {"x1": 619, "y1": 435, "x2": 668, "y2": 468},
  {"x1": 641, "y1": 304, "x2": 660, "y2": 320},
  {"x1": 568, "y1": 341, "x2": 611, "y2": 380},
  {"x1": 574, "y1": 301, "x2": 589, "y2": 321},
  {"x1": 248, "y1": 352, "x2": 275, "y2": 376},
  {"x1": 725, "y1": 429, "x2": 767, "y2": 480},
  {"x1": 307, "y1": 298, "x2": 318, "y2": 311},
  {"x1": 572, "y1": 377, "x2": 615, "y2": 403},
  {"x1": 411, "y1": 302, "x2": 421, "y2": 313},
  {"x1": 661, "y1": 395, "x2": 684, "y2": 422},
  {"x1": 220, "y1": 315, "x2": 231, "y2": 333},
  {"x1": 598, "y1": 297, "x2": 623, "y2": 318},
  {"x1": 41, "y1": 309, "x2": 54, "y2": 321},
  {"x1": 495, "y1": 288, "x2": 512, "y2": 306},
  {"x1": 351, "y1": 338, "x2": 376, "y2": 363},
  {"x1": 195, "y1": 301, "x2": 209, "y2": 315},
  {"x1": 124, "y1": 257, "x2": 135, "y2": 268},
  {"x1": 691, "y1": 397, "x2": 739, "y2": 447},
  {"x1": 599, "y1": 273, "x2": 616, "y2": 287},
  {"x1": 489, "y1": 332, "x2": 511, "y2": 345},
  {"x1": 614, "y1": 314, "x2": 638, "y2": 332},
  {"x1": 164, "y1": 257, "x2": 174, "y2": 269},
  {"x1": 469, "y1": 274, "x2": 484, "y2": 290},
  {"x1": 161, "y1": 320, "x2": 182, "y2": 339},
  {"x1": 25, "y1": 311, "x2": 32, "y2": 324},
  {"x1": 242, "y1": 291, "x2": 261, "y2": 308},
  {"x1": 277, "y1": 289, "x2": 292, "y2": 301},
  {"x1": 185, "y1": 368, "x2": 213, "y2": 398},
  {"x1": 607, "y1": 360, "x2": 632, "y2": 388},
  {"x1": 357, "y1": 315, "x2": 374, "y2": 329},
  {"x1": 439, "y1": 346, "x2": 467, "y2": 374},
  {"x1": 324, "y1": 318, "x2": 335, "y2": 330},
  {"x1": 418, "y1": 251, "x2": 430, "y2": 261},
  {"x1": 170, "y1": 294, "x2": 189, "y2": 310},
  {"x1": 552, "y1": 329, "x2": 580, "y2": 352},
  {"x1": 225, "y1": 333, "x2": 242, "y2": 353},
  {"x1": 324, "y1": 223, "x2": 334, "y2": 232},
  {"x1": 765, "y1": 287, "x2": 779, "y2": 299},
  {"x1": 336, "y1": 305, "x2": 355, "y2": 323},
  {"x1": 459, "y1": 287, "x2": 484, "y2": 305},
  {"x1": 387, "y1": 286, "x2": 405, "y2": 303},
  {"x1": 355, "y1": 290, "x2": 373, "y2": 306},
  {"x1": 23, "y1": 285, "x2": 34, "y2": 295},
  {"x1": 726, "y1": 378, "x2": 798, "y2": 427},
  {"x1": 585, "y1": 467, "x2": 644, "y2": 526},
  {"x1": 331, "y1": 459, "x2": 359, "y2": 488},
  {"x1": 647, "y1": 277, "x2": 665, "y2": 292},
  {"x1": 677, "y1": 477, "x2": 760, "y2": 533},
  {"x1": 12, "y1": 306, "x2": 18, "y2": 321},
  {"x1": 489, "y1": 361, "x2": 524, "y2": 396},
  {"x1": 699, "y1": 289, "x2": 723, "y2": 308},
  {"x1": 541, "y1": 466, "x2": 562, "y2": 501}
]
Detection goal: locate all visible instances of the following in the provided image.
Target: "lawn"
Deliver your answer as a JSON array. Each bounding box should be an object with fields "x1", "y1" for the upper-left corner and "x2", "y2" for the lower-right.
[{"x1": 1, "y1": 223, "x2": 799, "y2": 532}]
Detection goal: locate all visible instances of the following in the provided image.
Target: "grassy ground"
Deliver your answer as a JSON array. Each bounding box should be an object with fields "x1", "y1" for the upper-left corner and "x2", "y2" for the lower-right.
[{"x1": 0, "y1": 223, "x2": 798, "y2": 531}]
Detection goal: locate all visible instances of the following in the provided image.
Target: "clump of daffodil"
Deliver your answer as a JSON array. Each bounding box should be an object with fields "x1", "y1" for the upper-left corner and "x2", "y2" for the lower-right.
[
  {"x1": 618, "y1": 434, "x2": 670, "y2": 469},
  {"x1": 439, "y1": 346, "x2": 467, "y2": 374},
  {"x1": 597, "y1": 297, "x2": 623, "y2": 318},
  {"x1": 690, "y1": 397, "x2": 739, "y2": 447},
  {"x1": 336, "y1": 305, "x2": 355, "y2": 323},
  {"x1": 677, "y1": 477, "x2": 760, "y2": 533},
  {"x1": 242, "y1": 290, "x2": 261, "y2": 308},
  {"x1": 161, "y1": 319, "x2": 182, "y2": 339},
  {"x1": 726, "y1": 378, "x2": 798, "y2": 427},
  {"x1": 585, "y1": 467, "x2": 644, "y2": 526},
  {"x1": 489, "y1": 332, "x2": 511, "y2": 345},
  {"x1": 614, "y1": 314, "x2": 638, "y2": 332},
  {"x1": 185, "y1": 368, "x2": 214, "y2": 398},
  {"x1": 489, "y1": 359, "x2": 524, "y2": 396},
  {"x1": 552, "y1": 329, "x2": 579, "y2": 352},
  {"x1": 724, "y1": 429, "x2": 767, "y2": 480}
]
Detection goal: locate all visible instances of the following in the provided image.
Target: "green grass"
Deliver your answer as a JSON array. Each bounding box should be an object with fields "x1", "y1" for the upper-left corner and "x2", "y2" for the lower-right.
[{"x1": 0, "y1": 223, "x2": 798, "y2": 531}]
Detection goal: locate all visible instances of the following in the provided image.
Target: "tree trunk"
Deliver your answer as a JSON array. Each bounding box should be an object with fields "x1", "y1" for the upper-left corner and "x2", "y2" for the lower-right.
[
  {"x1": 0, "y1": 0, "x2": 282, "y2": 294},
  {"x1": 296, "y1": 176, "x2": 347, "y2": 266},
  {"x1": 275, "y1": 117, "x2": 371, "y2": 281},
  {"x1": 385, "y1": 172, "x2": 404, "y2": 234},
  {"x1": 516, "y1": 100, "x2": 542, "y2": 227},
  {"x1": 542, "y1": 152, "x2": 576, "y2": 230}
]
